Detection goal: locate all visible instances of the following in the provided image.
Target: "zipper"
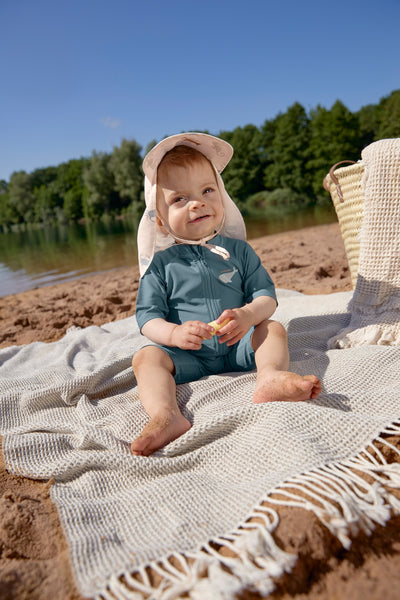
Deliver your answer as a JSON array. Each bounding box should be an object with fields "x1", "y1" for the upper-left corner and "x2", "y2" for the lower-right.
[{"x1": 192, "y1": 246, "x2": 220, "y2": 350}]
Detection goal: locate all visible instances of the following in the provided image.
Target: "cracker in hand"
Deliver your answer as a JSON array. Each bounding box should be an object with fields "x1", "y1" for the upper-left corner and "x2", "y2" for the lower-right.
[{"x1": 207, "y1": 318, "x2": 231, "y2": 336}]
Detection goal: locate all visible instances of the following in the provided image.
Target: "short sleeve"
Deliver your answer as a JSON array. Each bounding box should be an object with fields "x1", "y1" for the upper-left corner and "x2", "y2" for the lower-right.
[
  {"x1": 242, "y1": 244, "x2": 277, "y2": 304},
  {"x1": 135, "y1": 262, "x2": 169, "y2": 331}
]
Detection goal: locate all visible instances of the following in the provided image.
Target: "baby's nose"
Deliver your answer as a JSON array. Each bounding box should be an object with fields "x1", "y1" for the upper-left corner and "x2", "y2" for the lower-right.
[{"x1": 189, "y1": 196, "x2": 205, "y2": 207}]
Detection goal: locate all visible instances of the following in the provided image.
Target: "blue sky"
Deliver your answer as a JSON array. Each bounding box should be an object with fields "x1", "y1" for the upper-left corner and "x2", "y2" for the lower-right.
[{"x1": 0, "y1": 0, "x2": 399, "y2": 181}]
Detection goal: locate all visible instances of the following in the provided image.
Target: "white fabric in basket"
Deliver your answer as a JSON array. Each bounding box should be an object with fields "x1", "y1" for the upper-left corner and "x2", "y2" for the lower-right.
[{"x1": 330, "y1": 138, "x2": 400, "y2": 348}]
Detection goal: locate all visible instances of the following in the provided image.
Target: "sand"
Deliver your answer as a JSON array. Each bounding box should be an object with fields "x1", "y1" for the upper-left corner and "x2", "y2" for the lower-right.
[{"x1": 1, "y1": 222, "x2": 399, "y2": 599}]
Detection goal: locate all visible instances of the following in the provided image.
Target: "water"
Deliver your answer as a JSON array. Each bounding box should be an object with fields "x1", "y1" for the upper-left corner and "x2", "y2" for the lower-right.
[{"x1": 0, "y1": 206, "x2": 337, "y2": 297}]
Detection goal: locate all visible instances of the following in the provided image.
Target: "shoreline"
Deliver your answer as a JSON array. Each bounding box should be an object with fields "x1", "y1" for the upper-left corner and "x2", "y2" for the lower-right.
[
  {"x1": 2, "y1": 222, "x2": 400, "y2": 600},
  {"x1": 0, "y1": 223, "x2": 351, "y2": 348}
]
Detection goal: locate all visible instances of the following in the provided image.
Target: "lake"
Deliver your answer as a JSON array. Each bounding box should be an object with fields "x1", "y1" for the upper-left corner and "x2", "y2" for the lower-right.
[{"x1": 0, "y1": 206, "x2": 337, "y2": 297}]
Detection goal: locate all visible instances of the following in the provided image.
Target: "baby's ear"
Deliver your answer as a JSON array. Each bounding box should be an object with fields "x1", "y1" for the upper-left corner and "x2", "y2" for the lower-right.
[{"x1": 156, "y1": 215, "x2": 169, "y2": 235}]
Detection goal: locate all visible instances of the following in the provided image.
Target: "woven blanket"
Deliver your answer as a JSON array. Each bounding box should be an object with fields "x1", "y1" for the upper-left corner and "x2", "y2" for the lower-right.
[
  {"x1": 330, "y1": 138, "x2": 400, "y2": 348},
  {"x1": 1, "y1": 289, "x2": 400, "y2": 600}
]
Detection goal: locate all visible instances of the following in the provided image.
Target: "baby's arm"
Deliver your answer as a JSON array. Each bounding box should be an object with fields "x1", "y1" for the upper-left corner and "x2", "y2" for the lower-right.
[
  {"x1": 215, "y1": 296, "x2": 277, "y2": 347},
  {"x1": 142, "y1": 318, "x2": 214, "y2": 351}
]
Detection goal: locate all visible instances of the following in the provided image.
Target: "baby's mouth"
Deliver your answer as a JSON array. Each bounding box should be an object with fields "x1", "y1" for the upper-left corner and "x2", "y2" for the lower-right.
[{"x1": 189, "y1": 214, "x2": 211, "y2": 224}]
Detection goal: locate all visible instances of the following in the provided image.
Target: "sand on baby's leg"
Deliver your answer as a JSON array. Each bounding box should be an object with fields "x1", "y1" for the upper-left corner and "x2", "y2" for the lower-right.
[
  {"x1": 251, "y1": 320, "x2": 321, "y2": 403},
  {"x1": 131, "y1": 346, "x2": 191, "y2": 456}
]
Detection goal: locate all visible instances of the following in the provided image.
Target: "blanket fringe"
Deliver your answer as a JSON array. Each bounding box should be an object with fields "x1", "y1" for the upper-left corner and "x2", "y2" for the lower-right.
[
  {"x1": 95, "y1": 424, "x2": 400, "y2": 600},
  {"x1": 267, "y1": 422, "x2": 400, "y2": 549}
]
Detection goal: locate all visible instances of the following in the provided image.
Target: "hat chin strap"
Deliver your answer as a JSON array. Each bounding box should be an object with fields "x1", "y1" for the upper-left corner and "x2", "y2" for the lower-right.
[{"x1": 157, "y1": 213, "x2": 230, "y2": 260}]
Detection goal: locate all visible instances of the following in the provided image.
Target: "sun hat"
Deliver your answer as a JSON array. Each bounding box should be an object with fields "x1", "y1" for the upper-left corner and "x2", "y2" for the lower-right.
[{"x1": 137, "y1": 132, "x2": 247, "y2": 276}]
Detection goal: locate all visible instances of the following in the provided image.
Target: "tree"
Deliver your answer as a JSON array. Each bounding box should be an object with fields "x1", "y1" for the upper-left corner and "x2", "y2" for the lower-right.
[
  {"x1": 56, "y1": 159, "x2": 88, "y2": 221},
  {"x1": 62, "y1": 187, "x2": 83, "y2": 221},
  {"x1": 376, "y1": 90, "x2": 400, "y2": 139},
  {"x1": 218, "y1": 125, "x2": 264, "y2": 207},
  {"x1": 259, "y1": 116, "x2": 278, "y2": 176},
  {"x1": 33, "y1": 182, "x2": 63, "y2": 223},
  {"x1": 356, "y1": 102, "x2": 380, "y2": 148},
  {"x1": 83, "y1": 151, "x2": 119, "y2": 218},
  {"x1": 29, "y1": 166, "x2": 66, "y2": 223},
  {"x1": 0, "y1": 180, "x2": 16, "y2": 227},
  {"x1": 7, "y1": 171, "x2": 36, "y2": 223},
  {"x1": 263, "y1": 103, "x2": 311, "y2": 196},
  {"x1": 109, "y1": 138, "x2": 143, "y2": 214},
  {"x1": 307, "y1": 100, "x2": 361, "y2": 197},
  {"x1": 0, "y1": 180, "x2": 7, "y2": 198},
  {"x1": 30, "y1": 166, "x2": 58, "y2": 191},
  {"x1": 355, "y1": 90, "x2": 400, "y2": 151}
]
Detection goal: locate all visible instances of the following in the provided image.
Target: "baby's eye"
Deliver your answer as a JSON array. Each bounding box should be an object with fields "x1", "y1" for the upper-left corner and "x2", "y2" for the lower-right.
[
  {"x1": 203, "y1": 187, "x2": 214, "y2": 195},
  {"x1": 172, "y1": 196, "x2": 186, "y2": 204}
]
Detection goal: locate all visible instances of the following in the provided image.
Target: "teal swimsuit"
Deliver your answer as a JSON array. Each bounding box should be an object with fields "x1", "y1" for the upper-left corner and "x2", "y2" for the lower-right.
[{"x1": 135, "y1": 235, "x2": 276, "y2": 384}]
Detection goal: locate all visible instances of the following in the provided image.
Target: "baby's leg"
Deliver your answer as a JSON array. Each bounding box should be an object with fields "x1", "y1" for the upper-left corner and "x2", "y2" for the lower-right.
[
  {"x1": 252, "y1": 320, "x2": 321, "y2": 403},
  {"x1": 131, "y1": 346, "x2": 190, "y2": 456}
]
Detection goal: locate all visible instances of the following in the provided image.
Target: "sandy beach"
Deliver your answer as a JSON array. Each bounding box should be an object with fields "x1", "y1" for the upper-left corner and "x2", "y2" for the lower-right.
[{"x1": 1, "y1": 222, "x2": 400, "y2": 600}]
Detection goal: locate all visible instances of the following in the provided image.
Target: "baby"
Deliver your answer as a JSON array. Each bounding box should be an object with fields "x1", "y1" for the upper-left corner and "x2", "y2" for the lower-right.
[{"x1": 132, "y1": 133, "x2": 321, "y2": 456}]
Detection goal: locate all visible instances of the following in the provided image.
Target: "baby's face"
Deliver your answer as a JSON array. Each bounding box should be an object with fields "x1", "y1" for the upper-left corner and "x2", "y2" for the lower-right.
[{"x1": 156, "y1": 159, "x2": 224, "y2": 241}]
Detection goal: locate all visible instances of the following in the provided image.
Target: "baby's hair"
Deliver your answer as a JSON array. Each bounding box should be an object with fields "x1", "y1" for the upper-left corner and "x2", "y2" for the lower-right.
[{"x1": 157, "y1": 145, "x2": 213, "y2": 182}]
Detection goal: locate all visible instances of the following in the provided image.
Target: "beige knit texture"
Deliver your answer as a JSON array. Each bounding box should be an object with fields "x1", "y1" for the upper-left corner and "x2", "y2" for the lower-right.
[{"x1": 330, "y1": 138, "x2": 400, "y2": 347}]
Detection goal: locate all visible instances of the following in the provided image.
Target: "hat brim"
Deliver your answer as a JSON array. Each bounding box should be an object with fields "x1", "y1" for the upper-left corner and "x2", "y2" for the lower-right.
[{"x1": 143, "y1": 132, "x2": 233, "y2": 183}]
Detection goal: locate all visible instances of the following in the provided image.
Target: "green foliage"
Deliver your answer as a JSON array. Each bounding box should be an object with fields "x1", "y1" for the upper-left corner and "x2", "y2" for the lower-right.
[
  {"x1": 244, "y1": 188, "x2": 310, "y2": 218},
  {"x1": 307, "y1": 100, "x2": 362, "y2": 197},
  {"x1": 355, "y1": 90, "x2": 400, "y2": 143},
  {"x1": 109, "y1": 138, "x2": 143, "y2": 216},
  {"x1": 219, "y1": 124, "x2": 264, "y2": 208},
  {"x1": 356, "y1": 102, "x2": 380, "y2": 148},
  {"x1": 33, "y1": 182, "x2": 63, "y2": 224},
  {"x1": 263, "y1": 103, "x2": 311, "y2": 194},
  {"x1": 376, "y1": 90, "x2": 400, "y2": 139},
  {"x1": 57, "y1": 159, "x2": 88, "y2": 221},
  {"x1": 83, "y1": 151, "x2": 118, "y2": 218},
  {"x1": 7, "y1": 171, "x2": 36, "y2": 223},
  {"x1": 259, "y1": 117, "x2": 278, "y2": 170},
  {"x1": 1, "y1": 91, "x2": 399, "y2": 229},
  {"x1": 0, "y1": 180, "x2": 16, "y2": 230},
  {"x1": 82, "y1": 139, "x2": 144, "y2": 220}
]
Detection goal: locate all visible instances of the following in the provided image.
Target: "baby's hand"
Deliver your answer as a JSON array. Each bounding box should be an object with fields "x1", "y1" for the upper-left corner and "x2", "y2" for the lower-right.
[
  {"x1": 207, "y1": 318, "x2": 231, "y2": 336},
  {"x1": 215, "y1": 308, "x2": 253, "y2": 346},
  {"x1": 171, "y1": 321, "x2": 214, "y2": 350}
]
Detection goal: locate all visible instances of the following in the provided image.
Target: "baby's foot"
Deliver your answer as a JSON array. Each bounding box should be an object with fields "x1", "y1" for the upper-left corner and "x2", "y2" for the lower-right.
[
  {"x1": 131, "y1": 412, "x2": 191, "y2": 456},
  {"x1": 253, "y1": 369, "x2": 321, "y2": 404}
]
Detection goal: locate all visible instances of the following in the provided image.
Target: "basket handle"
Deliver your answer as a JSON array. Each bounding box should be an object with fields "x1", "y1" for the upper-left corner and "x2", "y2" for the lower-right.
[{"x1": 323, "y1": 160, "x2": 356, "y2": 202}]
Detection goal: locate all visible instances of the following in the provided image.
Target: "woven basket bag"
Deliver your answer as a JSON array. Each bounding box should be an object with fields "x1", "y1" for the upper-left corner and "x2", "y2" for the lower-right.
[{"x1": 323, "y1": 160, "x2": 365, "y2": 288}]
